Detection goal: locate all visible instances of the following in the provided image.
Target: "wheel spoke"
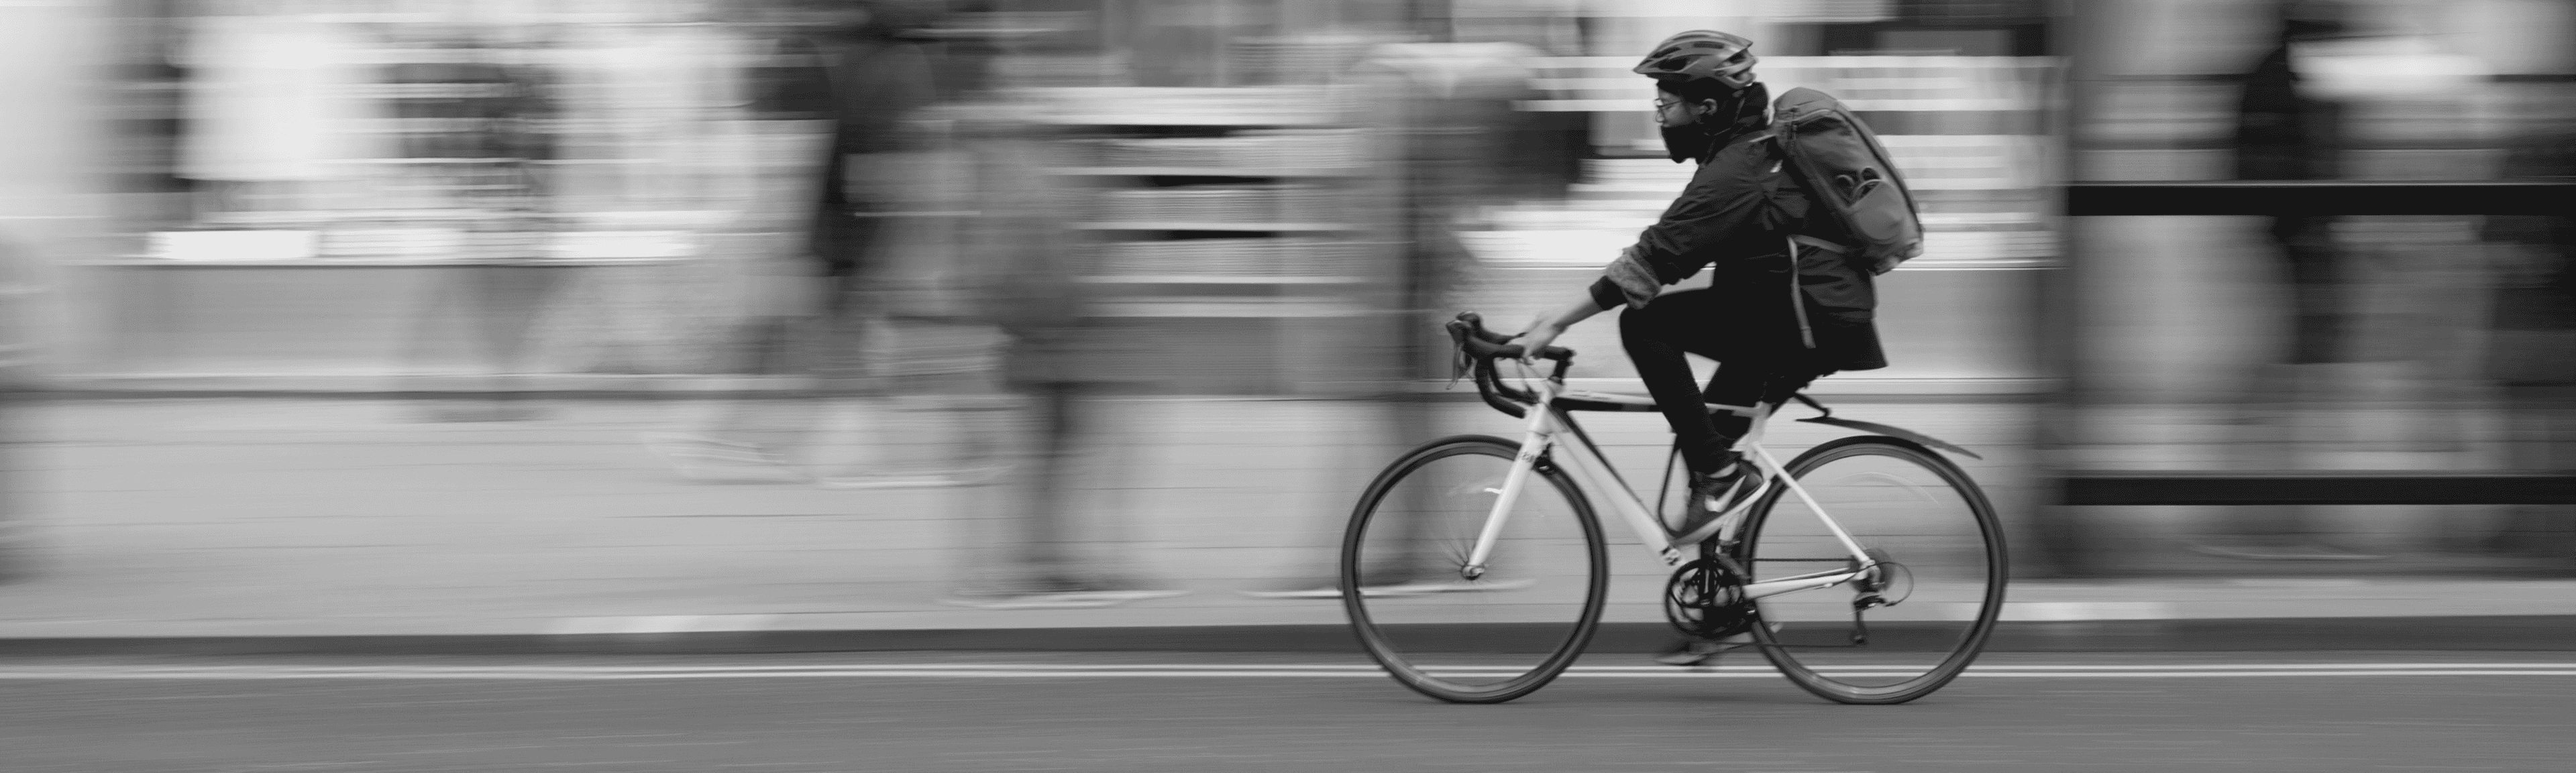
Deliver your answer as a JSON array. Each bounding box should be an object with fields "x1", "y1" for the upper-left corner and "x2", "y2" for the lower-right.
[
  {"x1": 1738, "y1": 438, "x2": 2004, "y2": 705},
  {"x1": 1343, "y1": 438, "x2": 1606, "y2": 704}
]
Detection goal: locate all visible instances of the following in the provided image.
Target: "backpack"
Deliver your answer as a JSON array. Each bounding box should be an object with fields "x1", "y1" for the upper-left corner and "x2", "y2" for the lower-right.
[{"x1": 1769, "y1": 87, "x2": 1924, "y2": 275}]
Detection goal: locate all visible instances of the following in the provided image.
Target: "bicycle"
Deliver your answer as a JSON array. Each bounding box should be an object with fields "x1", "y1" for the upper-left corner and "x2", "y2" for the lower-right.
[{"x1": 1340, "y1": 312, "x2": 2006, "y2": 705}]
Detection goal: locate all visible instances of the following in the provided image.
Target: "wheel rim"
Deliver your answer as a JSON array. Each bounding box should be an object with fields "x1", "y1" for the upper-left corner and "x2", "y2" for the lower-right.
[
  {"x1": 1344, "y1": 440, "x2": 1605, "y2": 699},
  {"x1": 1739, "y1": 440, "x2": 2004, "y2": 700}
]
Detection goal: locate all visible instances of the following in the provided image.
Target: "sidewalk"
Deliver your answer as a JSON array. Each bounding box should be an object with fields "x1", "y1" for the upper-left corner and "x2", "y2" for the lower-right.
[{"x1": 0, "y1": 396, "x2": 2566, "y2": 654}]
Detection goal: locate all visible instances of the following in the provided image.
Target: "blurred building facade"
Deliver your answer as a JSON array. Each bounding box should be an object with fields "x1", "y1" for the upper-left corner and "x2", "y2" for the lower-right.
[
  {"x1": 28, "y1": 0, "x2": 2064, "y2": 399},
  {"x1": 1, "y1": 1, "x2": 2565, "y2": 581},
  {"x1": 9, "y1": 0, "x2": 2074, "y2": 581}
]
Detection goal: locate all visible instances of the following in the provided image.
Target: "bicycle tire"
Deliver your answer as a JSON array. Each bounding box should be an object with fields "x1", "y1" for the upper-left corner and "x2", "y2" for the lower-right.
[
  {"x1": 1735, "y1": 436, "x2": 2006, "y2": 705},
  {"x1": 1341, "y1": 434, "x2": 1607, "y2": 704}
]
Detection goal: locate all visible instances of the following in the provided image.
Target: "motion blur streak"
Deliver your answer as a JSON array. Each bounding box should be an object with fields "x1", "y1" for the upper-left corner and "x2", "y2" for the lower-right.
[{"x1": 0, "y1": 0, "x2": 2567, "y2": 768}]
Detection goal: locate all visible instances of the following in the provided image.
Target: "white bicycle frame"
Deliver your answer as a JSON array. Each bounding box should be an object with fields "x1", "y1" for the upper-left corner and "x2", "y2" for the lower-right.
[{"x1": 1460, "y1": 375, "x2": 1878, "y2": 603}]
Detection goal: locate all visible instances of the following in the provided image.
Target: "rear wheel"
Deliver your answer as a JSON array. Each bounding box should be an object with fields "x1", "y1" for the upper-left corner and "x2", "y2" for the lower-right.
[
  {"x1": 1735, "y1": 436, "x2": 2005, "y2": 704},
  {"x1": 1341, "y1": 435, "x2": 1607, "y2": 703}
]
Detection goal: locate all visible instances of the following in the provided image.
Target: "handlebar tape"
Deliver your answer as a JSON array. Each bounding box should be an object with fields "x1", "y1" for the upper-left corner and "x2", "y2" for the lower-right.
[{"x1": 1448, "y1": 312, "x2": 1572, "y2": 361}]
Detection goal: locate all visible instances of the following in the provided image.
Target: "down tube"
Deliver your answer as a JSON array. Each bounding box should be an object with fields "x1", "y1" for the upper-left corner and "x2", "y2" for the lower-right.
[{"x1": 1542, "y1": 413, "x2": 1681, "y2": 567}]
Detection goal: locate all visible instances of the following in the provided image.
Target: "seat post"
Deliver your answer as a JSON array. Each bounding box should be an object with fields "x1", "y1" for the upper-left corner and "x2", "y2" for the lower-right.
[{"x1": 1707, "y1": 402, "x2": 1768, "y2": 455}]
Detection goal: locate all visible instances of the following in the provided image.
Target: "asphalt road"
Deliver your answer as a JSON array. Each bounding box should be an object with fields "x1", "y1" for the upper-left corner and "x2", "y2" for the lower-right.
[{"x1": 6, "y1": 652, "x2": 2569, "y2": 772}]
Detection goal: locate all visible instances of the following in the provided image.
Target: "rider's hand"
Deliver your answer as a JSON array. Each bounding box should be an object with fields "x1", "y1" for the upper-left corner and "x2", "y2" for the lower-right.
[{"x1": 1512, "y1": 314, "x2": 1564, "y2": 365}]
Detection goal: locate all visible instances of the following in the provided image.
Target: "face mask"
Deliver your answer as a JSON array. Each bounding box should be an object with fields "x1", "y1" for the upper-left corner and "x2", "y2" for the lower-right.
[
  {"x1": 1660, "y1": 83, "x2": 1768, "y2": 164},
  {"x1": 1662, "y1": 122, "x2": 1715, "y2": 164}
]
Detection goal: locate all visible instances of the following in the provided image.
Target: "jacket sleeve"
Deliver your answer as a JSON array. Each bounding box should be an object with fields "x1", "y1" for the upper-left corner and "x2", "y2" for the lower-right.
[
  {"x1": 1597, "y1": 139, "x2": 1809, "y2": 309},
  {"x1": 835, "y1": 43, "x2": 938, "y2": 156},
  {"x1": 1592, "y1": 247, "x2": 1663, "y2": 310}
]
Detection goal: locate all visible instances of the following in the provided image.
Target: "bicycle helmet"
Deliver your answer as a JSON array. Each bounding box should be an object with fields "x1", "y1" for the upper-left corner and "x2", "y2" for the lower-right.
[{"x1": 1633, "y1": 30, "x2": 1758, "y2": 98}]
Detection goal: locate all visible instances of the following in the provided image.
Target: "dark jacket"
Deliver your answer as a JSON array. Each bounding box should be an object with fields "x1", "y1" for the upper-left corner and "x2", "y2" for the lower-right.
[
  {"x1": 1592, "y1": 131, "x2": 1887, "y2": 372},
  {"x1": 900, "y1": 105, "x2": 1110, "y2": 385},
  {"x1": 2235, "y1": 44, "x2": 2342, "y2": 181},
  {"x1": 753, "y1": 32, "x2": 939, "y2": 277}
]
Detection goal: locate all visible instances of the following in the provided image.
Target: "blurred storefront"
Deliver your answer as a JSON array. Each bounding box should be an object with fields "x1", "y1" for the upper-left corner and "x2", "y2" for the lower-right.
[
  {"x1": 69, "y1": 1, "x2": 765, "y2": 398},
  {"x1": 53, "y1": 0, "x2": 2059, "y2": 398},
  {"x1": 58, "y1": 0, "x2": 1424, "y2": 396}
]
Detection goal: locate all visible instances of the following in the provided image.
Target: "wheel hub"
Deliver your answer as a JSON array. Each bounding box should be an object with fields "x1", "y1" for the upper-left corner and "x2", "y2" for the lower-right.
[{"x1": 1849, "y1": 547, "x2": 1915, "y2": 610}]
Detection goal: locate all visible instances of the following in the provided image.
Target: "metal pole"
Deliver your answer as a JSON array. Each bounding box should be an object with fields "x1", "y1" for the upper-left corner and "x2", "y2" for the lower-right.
[{"x1": 2029, "y1": 0, "x2": 2093, "y2": 577}]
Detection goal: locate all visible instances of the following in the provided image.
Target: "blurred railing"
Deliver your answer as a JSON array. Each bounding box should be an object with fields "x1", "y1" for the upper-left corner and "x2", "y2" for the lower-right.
[
  {"x1": 2066, "y1": 180, "x2": 2575, "y2": 218},
  {"x1": 2052, "y1": 179, "x2": 2576, "y2": 512}
]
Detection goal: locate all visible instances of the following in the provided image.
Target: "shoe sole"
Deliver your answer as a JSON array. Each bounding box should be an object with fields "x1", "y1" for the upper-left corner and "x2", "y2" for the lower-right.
[
  {"x1": 1240, "y1": 586, "x2": 1436, "y2": 599},
  {"x1": 938, "y1": 596, "x2": 1126, "y2": 609},
  {"x1": 816, "y1": 476, "x2": 978, "y2": 490},
  {"x1": 937, "y1": 589, "x2": 1188, "y2": 609},
  {"x1": 2188, "y1": 544, "x2": 2387, "y2": 561},
  {"x1": 645, "y1": 434, "x2": 808, "y2": 483},
  {"x1": 1652, "y1": 630, "x2": 1768, "y2": 666},
  {"x1": 815, "y1": 465, "x2": 1011, "y2": 490}
]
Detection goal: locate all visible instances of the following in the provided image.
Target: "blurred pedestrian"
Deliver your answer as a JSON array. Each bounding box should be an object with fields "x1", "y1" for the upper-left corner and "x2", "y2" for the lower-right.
[
  {"x1": 2195, "y1": 0, "x2": 2383, "y2": 561},
  {"x1": 1242, "y1": 40, "x2": 1544, "y2": 597},
  {"x1": 176, "y1": 0, "x2": 384, "y2": 221},
  {"x1": 921, "y1": 103, "x2": 1186, "y2": 609},
  {"x1": 2477, "y1": 81, "x2": 2576, "y2": 562},
  {"x1": 644, "y1": 0, "x2": 941, "y2": 482}
]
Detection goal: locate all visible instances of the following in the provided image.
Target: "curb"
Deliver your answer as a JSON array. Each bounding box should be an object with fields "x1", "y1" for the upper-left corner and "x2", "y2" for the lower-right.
[
  {"x1": 15, "y1": 378, "x2": 2050, "y2": 402},
  {"x1": 0, "y1": 616, "x2": 2567, "y2": 657}
]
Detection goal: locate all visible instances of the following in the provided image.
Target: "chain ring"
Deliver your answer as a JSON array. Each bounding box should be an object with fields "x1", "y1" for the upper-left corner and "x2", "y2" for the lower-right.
[{"x1": 1662, "y1": 558, "x2": 1755, "y2": 640}]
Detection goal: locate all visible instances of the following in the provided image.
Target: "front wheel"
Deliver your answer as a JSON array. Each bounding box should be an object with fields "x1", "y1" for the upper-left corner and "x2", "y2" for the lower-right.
[
  {"x1": 1735, "y1": 436, "x2": 2006, "y2": 705},
  {"x1": 1342, "y1": 435, "x2": 1607, "y2": 704}
]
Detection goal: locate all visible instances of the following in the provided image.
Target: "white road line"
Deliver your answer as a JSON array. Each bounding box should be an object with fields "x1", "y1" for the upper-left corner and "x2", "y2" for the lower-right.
[
  {"x1": 1572, "y1": 663, "x2": 2576, "y2": 672},
  {"x1": 0, "y1": 664, "x2": 2573, "y2": 680},
  {"x1": 1953, "y1": 671, "x2": 2576, "y2": 678},
  {"x1": 9, "y1": 662, "x2": 2569, "y2": 674}
]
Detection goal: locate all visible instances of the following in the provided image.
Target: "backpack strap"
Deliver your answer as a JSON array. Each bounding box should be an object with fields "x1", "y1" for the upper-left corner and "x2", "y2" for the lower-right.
[{"x1": 1788, "y1": 234, "x2": 1848, "y2": 255}]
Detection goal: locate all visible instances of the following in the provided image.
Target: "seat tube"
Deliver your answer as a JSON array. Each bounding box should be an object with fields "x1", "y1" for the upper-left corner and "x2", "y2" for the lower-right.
[
  {"x1": 1464, "y1": 394, "x2": 1556, "y2": 575},
  {"x1": 1720, "y1": 402, "x2": 1768, "y2": 455}
]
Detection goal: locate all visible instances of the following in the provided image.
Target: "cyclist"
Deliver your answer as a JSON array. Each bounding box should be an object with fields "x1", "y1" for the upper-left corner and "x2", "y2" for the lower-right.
[{"x1": 1511, "y1": 30, "x2": 1886, "y2": 549}]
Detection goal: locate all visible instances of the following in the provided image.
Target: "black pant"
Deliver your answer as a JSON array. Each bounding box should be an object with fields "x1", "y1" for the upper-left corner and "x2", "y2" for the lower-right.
[
  {"x1": 1619, "y1": 288, "x2": 1825, "y2": 476},
  {"x1": 2271, "y1": 215, "x2": 2343, "y2": 365},
  {"x1": 1017, "y1": 380, "x2": 1083, "y2": 571}
]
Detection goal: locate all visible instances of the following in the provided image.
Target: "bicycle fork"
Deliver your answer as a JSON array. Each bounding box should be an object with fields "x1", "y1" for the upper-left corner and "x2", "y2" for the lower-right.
[{"x1": 1460, "y1": 396, "x2": 1558, "y2": 580}]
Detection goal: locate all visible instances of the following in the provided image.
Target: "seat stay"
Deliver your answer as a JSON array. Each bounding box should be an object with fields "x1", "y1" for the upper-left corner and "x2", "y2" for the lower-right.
[{"x1": 1748, "y1": 441, "x2": 1876, "y2": 563}]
